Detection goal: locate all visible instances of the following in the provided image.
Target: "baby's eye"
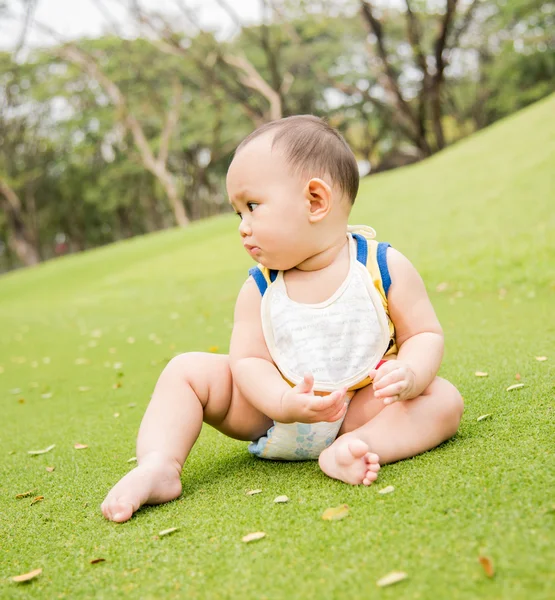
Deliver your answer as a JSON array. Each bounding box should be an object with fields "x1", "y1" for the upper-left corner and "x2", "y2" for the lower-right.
[{"x1": 246, "y1": 202, "x2": 258, "y2": 212}]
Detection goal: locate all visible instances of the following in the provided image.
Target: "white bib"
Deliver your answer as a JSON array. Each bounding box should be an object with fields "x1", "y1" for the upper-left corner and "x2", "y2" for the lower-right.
[{"x1": 261, "y1": 233, "x2": 391, "y2": 392}]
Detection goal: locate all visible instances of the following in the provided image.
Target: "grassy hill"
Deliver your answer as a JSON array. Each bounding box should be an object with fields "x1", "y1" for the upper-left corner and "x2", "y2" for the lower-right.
[{"x1": 1, "y1": 95, "x2": 554, "y2": 599}]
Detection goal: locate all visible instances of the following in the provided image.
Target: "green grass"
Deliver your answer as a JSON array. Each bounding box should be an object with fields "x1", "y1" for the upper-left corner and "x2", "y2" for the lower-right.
[{"x1": 1, "y1": 94, "x2": 554, "y2": 599}]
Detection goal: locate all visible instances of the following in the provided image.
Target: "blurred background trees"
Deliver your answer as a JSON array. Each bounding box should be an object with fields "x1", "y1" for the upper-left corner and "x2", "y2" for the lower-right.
[{"x1": 0, "y1": 0, "x2": 553, "y2": 270}]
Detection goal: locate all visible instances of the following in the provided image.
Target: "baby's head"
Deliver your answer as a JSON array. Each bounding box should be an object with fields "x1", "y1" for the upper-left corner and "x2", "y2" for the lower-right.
[{"x1": 227, "y1": 115, "x2": 359, "y2": 270}]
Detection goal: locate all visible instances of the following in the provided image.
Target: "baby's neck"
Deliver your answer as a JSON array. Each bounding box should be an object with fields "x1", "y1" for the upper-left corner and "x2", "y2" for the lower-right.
[{"x1": 294, "y1": 234, "x2": 348, "y2": 273}]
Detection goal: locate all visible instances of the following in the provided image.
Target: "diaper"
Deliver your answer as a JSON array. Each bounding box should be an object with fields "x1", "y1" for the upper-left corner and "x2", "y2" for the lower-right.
[{"x1": 248, "y1": 393, "x2": 354, "y2": 461}]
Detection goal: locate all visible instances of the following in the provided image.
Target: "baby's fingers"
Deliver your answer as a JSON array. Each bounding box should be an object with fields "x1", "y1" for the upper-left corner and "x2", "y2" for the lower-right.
[
  {"x1": 324, "y1": 401, "x2": 348, "y2": 422},
  {"x1": 310, "y1": 388, "x2": 346, "y2": 413}
]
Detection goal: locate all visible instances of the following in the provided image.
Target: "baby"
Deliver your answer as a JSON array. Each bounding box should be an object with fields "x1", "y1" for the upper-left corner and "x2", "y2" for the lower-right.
[{"x1": 101, "y1": 115, "x2": 463, "y2": 523}]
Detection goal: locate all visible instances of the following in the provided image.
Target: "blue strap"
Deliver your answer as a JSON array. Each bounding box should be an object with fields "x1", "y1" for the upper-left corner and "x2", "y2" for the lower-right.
[
  {"x1": 377, "y1": 242, "x2": 392, "y2": 296},
  {"x1": 352, "y1": 233, "x2": 368, "y2": 265},
  {"x1": 249, "y1": 266, "x2": 268, "y2": 295},
  {"x1": 249, "y1": 266, "x2": 278, "y2": 296}
]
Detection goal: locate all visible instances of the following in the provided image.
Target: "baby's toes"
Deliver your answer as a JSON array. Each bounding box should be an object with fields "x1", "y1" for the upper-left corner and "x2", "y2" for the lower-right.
[
  {"x1": 362, "y1": 470, "x2": 379, "y2": 486},
  {"x1": 367, "y1": 461, "x2": 380, "y2": 473},
  {"x1": 366, "y1": 452, "x2": 380, "y2": 465}
]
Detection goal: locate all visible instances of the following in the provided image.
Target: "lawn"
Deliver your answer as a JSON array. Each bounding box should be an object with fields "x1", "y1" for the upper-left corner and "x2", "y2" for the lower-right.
[{"x1": 1, "y1": 95, "x2": 554, "y2": 599}]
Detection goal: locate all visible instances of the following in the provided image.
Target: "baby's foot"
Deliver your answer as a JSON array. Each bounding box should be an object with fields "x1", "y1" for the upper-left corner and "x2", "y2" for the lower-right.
[
  {"x1": 318, "y1": 435, "x2": 380, "y2": 486},
  {"x1": 101, "y1": 454, "x2": 182, "y2": 522}
]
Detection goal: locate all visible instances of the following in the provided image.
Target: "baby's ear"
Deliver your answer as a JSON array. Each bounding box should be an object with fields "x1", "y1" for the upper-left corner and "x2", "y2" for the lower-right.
[{"x1": 305, "y1": 178, "x2": 332, "y2": 222}]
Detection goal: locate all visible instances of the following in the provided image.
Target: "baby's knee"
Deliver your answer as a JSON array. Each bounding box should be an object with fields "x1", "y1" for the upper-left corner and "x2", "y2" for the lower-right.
[
  {"x1": 436, "y1": 378, "x2": 464, "y2": 433},
  {"x1": 164, "y1": 352, "x2": 228, "y2": 383}
]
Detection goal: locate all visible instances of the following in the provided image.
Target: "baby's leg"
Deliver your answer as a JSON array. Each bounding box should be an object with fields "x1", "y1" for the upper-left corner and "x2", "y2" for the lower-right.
[
  {"x1": 319, "y1": 377, "x2": 463, "y2": 485},
  {"x1": 101, "y1": 353, "x2": 272, "y2": 522}
]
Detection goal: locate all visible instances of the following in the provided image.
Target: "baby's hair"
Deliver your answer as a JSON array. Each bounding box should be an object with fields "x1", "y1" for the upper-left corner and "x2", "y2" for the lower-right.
[{"x1": 235, "y1": 115, "x2": 359, "y2": 204}]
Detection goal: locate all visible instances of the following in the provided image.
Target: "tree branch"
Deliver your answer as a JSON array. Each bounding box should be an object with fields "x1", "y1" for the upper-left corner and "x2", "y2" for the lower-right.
[
  {"x1": 157, "y1": 80, "x2": 182, "y2": 166},
  {"x1": 359, "y1": 1, "x2": 416, "y2": 125}
]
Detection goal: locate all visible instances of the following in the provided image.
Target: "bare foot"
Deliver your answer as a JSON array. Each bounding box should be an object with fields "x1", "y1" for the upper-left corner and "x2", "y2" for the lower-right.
[
  {"x1": 101, "y1": 454, "x2": 182, "y2": 522},
  {"x1": 318, "y1": 435, "x2": 380, "y2": 485}
]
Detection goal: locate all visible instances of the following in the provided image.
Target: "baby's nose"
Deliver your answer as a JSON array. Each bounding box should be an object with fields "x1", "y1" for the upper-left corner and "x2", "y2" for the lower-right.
[{"x1": 238, "y1": 219, "x2": 251, "y2": 236}]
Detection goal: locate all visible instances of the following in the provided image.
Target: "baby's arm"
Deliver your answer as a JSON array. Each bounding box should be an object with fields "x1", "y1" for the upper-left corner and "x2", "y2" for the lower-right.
[
  {"x1": 370, "y1": 248, "x2": 444, "y2": 404},
  {"x1": 230, "y1": 277, "x2": 347, "y2": 423}
]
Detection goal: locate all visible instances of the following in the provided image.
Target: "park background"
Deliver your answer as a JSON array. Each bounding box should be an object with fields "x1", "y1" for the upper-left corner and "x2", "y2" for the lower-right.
[
  {"x1": 1, "y1": 1, "x2": 554, "y2": 598},
  {"x1": 0, "y1": 0, "x2": 553, "y2": 270}
]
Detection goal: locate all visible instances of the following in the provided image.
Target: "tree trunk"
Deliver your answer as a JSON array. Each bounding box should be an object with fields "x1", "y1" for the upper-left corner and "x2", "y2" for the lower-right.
[{"x1": 0, "y1": 178, "x2": 40, "y2": 267}]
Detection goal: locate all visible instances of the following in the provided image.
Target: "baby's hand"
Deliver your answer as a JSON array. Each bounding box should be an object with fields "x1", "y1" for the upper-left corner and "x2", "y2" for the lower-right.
[
  {"x1": 370, "y1": 360, "x2": 417, "y2": 405},
  {"x1": 280, "y1": 373, "x2": 348, "y2": 424}
]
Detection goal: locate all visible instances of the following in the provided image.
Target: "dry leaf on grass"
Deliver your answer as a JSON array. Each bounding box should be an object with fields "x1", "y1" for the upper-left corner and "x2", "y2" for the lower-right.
[
  {"x1": 478, "y1": 555, "x2": 495, "y2": 578},
  {"x1": 30, "y1": 496, "x2": 44, "y2": 505},
  {"x1": 46, "y1": 466, "x2": 55, "y2": 472},
  {"x1": 41, "y1": 393, "x2": 53, "y2": 399},
  {"x1": 74, "y1": 443, "x2": 88, "y2": 450},
  {"x1": 506, "y1": 383, "x2": 525, "y2": 392},
  {"x1": 242, "y1": 532, "x2": 266, "y2": 543},
  {"x1": 12, "y1": 568, "x2": 42, "y2": 583},
  {"x1": 477, "y1": 414, "x2": 492, "y2": 422},
  {"x1": 535, "y1": 356, "x2": 547, "y2": 362},
  {"x1": 378, "y1": 485, "x2": 395, "y2": 495},
  {"x1": 246, "y1": 489, "x2": 262, "y2": 496},
  {"x1": 90, "y1": 558, "x2": 105, "y2": 564},
  {"x1": 28, "y1": 444, "x2": 55, "y2": 456},
  {"x1": 376, "y1": 571, "x2": 408, "y2": 587},
  {"x1": 474, "y1": 372, "x2": 488, "y2": 377},
  {"x1": 15, "y1": 490, "x2": 34, "y2": 499},
  {"x1": 274, "y1": 495, "x2": 289, "y2": 503},
  {"x1": 159, "y1": 527, "x2": 179, "y2": 537},
  {"x1": 322, "y1": 504, "x2": 350, "y2": 521},
  {"x1": 127, "y1": 457, "x2": 137, "y2": 463}
]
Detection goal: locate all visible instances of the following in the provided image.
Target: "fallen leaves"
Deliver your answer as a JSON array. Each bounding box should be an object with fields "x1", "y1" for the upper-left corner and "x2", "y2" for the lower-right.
[
  {"x1": 12, "y1": 568, "x2": 42, "y2": 583},
  {"x1": 322, "y1": 504, "x2": 350, "y2": 521},
  {"x1": 78, "y1": 386, "x2": 91, "y2": 392},
  {"x1": 159, "y1": 527, "x2": 179, "y2": 537},
  {"x1": 506, "y1": 383, "x2": 525, "y2": 392},
  {"x1": 477, "y1": 414, "x2": 492, "y2": 422},
  {"x1": 242, "y1": 532, "x2": 266, "y2": 543},
  {"x1": 376, "y1": 571, "x2": 408, "y2": 587},
  {"x1": 274, "y1": 495, "x2": 289, "y2": 503},
  {"x1": 378, "y1": 485, "x2": 395, "y2": 495},
  {"x1": 46, "y1": 466, "x2": 55, "y2": 472},
  {"x1": 28, "y1": 444, "x2": 55, "y2": 456},
  {"x1": 90, "y1": 558, "x2": 106, "y2": 564},
  {"x1": 246, "y1": 489, "x2": 262, "y2": 496},
  {"x1": 74, "y1": 443, "x2": 88, "y2": 450},
  {"x1": 30, "y1": 496, "x2": 44, "y2": 505},
  {"x1": 478, "y1": 555, "x2": 495, "y2": 578},
  {"x1": 15, "y1": 490, "x2": 34, "y2": 499},
  {"x1": 474, "y1": 372, "x2": 488, "y2": 377},
  {"x1": 127, "y1": 457, "x2": 137, "y2": 463},
  {"x1": 535, "y1": 356, "x2": 547, "y2": 362}
]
